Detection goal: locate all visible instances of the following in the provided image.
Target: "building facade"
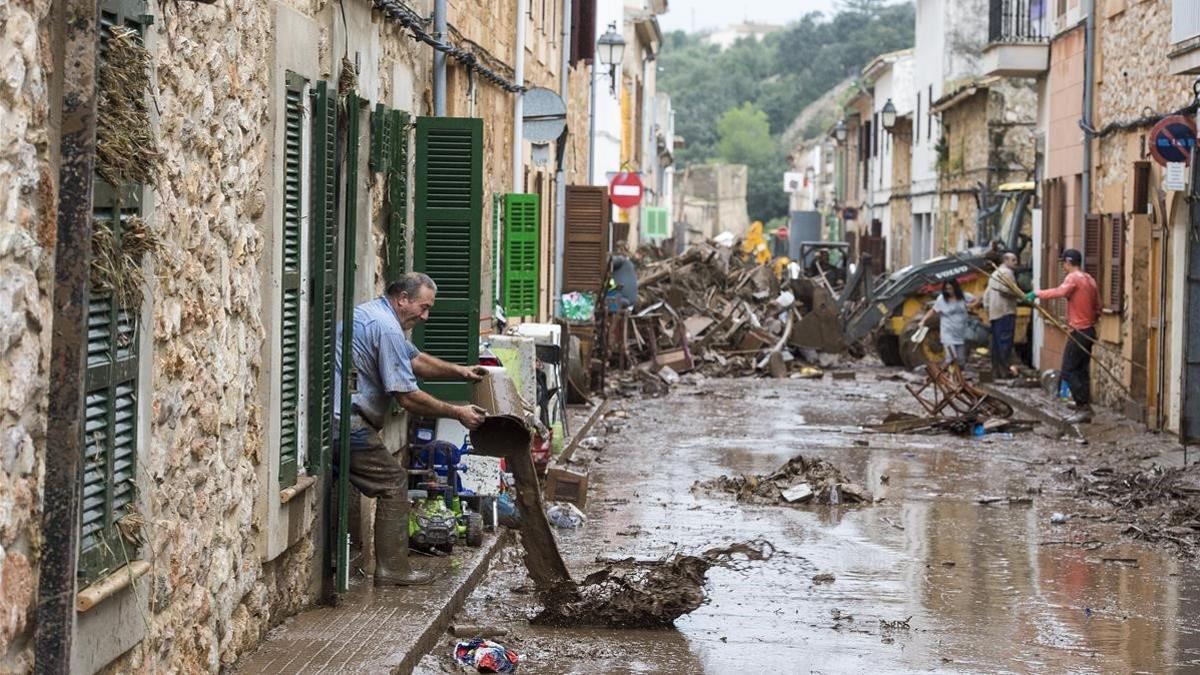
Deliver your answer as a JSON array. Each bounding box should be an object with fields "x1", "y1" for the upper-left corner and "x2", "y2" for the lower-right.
[{"x1": 0, "y1": 0, "x2": 595, "y2": 670}]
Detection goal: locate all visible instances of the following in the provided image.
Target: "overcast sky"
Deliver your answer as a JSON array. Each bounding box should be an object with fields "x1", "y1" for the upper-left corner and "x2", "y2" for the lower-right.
[{"x1": 657, "y1": 0, "x2": 841, "y2": 34}]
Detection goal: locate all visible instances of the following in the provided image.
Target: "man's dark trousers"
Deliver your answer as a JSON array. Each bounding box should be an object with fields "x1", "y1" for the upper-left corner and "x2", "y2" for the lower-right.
[
  {"x1": 1061, "y1": 326, "x2": 1096, "y2": 406},
  {"x1": 990, "y1": 314, "x2": 1016, "y2": 374}
]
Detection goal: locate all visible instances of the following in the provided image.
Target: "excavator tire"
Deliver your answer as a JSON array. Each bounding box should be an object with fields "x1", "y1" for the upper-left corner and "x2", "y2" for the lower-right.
[
  {"x1": 900, "y1": 317, "x2": 944, "y2": 369},
  {"x1": 875, "y1": 333, "x2": 903, "y2": 367}
]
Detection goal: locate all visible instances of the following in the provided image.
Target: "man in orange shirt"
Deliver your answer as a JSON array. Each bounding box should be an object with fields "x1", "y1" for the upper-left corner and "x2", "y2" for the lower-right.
[{"x1": 1025, "y1": 248, "x2": 1102, "y2": 423}]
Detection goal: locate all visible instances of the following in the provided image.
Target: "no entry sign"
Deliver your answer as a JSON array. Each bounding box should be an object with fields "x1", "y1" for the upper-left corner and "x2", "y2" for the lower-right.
[
  {"x1": 608, "y1": 171, "x2": 644, "y2": 209},
  {"x1": 1149, "y1": 115, "x2": 1197, "y2": 167}
]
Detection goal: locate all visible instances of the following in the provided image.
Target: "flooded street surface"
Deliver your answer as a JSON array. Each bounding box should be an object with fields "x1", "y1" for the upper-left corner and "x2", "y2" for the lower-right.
[{"x1": 419, "y1": 371, "x2": 1200, "y2": 673}]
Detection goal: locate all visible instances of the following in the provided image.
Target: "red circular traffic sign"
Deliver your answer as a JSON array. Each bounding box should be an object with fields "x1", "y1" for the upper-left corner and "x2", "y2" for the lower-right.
[
  {"x1": 608, "y1": 171, "x2": 644, "y2": 209},
  {"x1": 1148, "y1": 115, "x2": 1197, "y2": 167}
]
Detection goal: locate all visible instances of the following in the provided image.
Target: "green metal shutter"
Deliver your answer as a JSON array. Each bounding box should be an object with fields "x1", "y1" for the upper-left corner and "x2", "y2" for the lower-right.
[
  {"x1": 386, "y1": 110, "x2": 410, "y2": 281},
  {"x1": 306, "y1": 80, "x2": 337, "y2": 475},
  {"x1": 278, "y1": 72, "x2": 306, "y2": 489},
  {"x1": 413, "y1": 116, "x2": 483, "y2": 402},
  {"x1": 642, "y1": 206, "x2": 668, "y2": 239},
  {"x1": 502, "y1": 193, "x2": 540, "y2": 317},
  {"x1": 80, "y1": 0, "x2": 150, "y2": 586}
]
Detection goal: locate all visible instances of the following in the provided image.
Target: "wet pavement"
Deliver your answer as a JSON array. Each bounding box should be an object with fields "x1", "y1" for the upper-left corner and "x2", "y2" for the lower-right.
[{"x1": 417, "y1": 369, "x2": 1200, "y2": 673}]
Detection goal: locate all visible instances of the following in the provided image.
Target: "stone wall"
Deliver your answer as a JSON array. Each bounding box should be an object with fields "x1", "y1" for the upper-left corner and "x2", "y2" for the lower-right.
[
  {"x1": 0, "y1": 0, "x2": 581, "y2": 671},
  {"x1": 0, "y1": 0, "x2": 55, "y2": 670},
  {"x1": 1091, "y1": 0, "x2": 1195, "y2": 413}
]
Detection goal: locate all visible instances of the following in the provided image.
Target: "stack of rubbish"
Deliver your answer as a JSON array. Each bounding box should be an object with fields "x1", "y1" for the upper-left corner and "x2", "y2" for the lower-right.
[
  {"x1": 609, "y1": 240, "x2": 854, "y2": 390},
  {"x1": 693, "y1": 454, "x2": 871, "y2": 505}
]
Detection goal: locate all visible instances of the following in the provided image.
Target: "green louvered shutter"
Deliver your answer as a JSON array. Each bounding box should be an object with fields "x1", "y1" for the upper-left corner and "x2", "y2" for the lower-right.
[
  {"x1": 80, "y1": 0, "x2": 150, "y2": 586},
  {"x1": 306, "y1": 80, "x2": 337, "y2": 475},
  {"x1": 278, "y1": 71, "x2": 306, "y2": 488},
  {"x1": 643, "y1": 206, "x2": 668, "y2": 239},
  {"x1": 413, "y1": 116, "x2": 483, "y2": 402},
  {"x1": 502, "y1": 193, "x2": 540, "y2": 317},
  {"x1": 386, "y1": 110, "x2": 410, "y2": 281}
]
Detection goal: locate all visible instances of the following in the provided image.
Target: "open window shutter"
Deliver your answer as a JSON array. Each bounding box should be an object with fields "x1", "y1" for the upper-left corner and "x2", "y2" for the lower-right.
[
  {"x1": 1108, "y1": 213, "x2": 1126, "y2": 312},
  {"x1": 1083, "y1": 213, "x2": 1102, "y2": 281},
  {"x1": 386, "y1": 110, "x2": 410, "y2": 281},
  {"x1": 80, "y1": 0, "x2": 149, "y2": 586},
  {"x1": 503, "y1": 193, "x2": 540, "y2": 317},
  {"x1": 306, "y1": 80, "x2": 337, "y2": 475},
  {"x1": 413, "y1": 117, "x2": 483, "y2": 402},
  {"x1": 563, "y1": 185, "x2": 610, "y2": 293},
  {"x1": 278, "y1": 72, "x2": 306, "y2": 489}
]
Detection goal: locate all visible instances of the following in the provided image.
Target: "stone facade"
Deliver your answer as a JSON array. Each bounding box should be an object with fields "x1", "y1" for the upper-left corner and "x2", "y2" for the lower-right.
[
  {"x1": 935, "y1": 79, "x2": 1037, "y2": 254},
  {"x1": 1, "y1": 0, "x2": 585, "y2": 671},
  {"x1": 1090, "y1": 0, "x2": 1196, "y2": 419},
  {"x1": 0, "y1": 0, "x2": 55, "y2": 670}
]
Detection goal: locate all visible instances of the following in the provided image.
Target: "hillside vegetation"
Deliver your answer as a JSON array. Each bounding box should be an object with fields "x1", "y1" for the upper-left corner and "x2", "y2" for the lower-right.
[{"x1": 659, "y1": 0, "x2": 915, "y2": 223}]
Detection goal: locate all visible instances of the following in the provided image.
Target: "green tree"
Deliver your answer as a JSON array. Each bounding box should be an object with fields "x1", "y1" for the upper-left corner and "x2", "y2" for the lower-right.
[
  {"x1": 714, "y1": 103, "x2": 774, "y2": 166},
  {"x1": 658, "y1": 2, "x2": 916, "y2": 223}
]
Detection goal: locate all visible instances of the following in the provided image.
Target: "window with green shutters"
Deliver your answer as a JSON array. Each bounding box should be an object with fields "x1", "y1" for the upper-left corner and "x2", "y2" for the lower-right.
[
  {"x1": 502, "y1": 193, "x2": 540, "y2": 317},
  {"x1": 412, "y1": 117, "x2": 483, "y2": 402},
  {"x1": 80, "y1": 0, "x2": 151, "y2": 586},
  {"x1": 642, "y1": 206, "x2": 669, "y2": 240},
  {"x1": 306, "y1": 80, "x2": 338, "y2": 475},
  {"x1": 278, "y1": 71, "x2": 307, "y2": 489}
]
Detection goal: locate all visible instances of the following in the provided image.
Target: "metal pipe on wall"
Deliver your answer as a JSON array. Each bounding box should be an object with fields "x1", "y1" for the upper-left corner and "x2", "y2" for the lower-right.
[
  {"x1": 433, "y1": 0, "x2": 447, "y2": 115},
  {"x1": 513, "y1": 0, "x2": 527, "y2": 193},
  {"x1": 553, "y1": 0, "x2": 572, "y2": 316},
  {"x1": 1082, "y1": 0, "x2": 1095, "y2": 230},
  {"x1": 37, "y1": 0, "x2": 99, "y2": 668}
]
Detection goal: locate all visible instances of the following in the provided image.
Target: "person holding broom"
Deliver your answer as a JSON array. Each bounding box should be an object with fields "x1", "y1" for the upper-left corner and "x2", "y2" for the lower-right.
[{"x1": 1026, "y1": 249, "x2": 1102, "y2": 423}]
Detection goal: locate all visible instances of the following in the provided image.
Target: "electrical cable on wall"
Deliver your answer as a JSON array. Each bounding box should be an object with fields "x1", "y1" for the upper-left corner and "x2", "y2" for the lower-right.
[{"x1": 371, "y1": 0, "x2": 525, "y2": 93}]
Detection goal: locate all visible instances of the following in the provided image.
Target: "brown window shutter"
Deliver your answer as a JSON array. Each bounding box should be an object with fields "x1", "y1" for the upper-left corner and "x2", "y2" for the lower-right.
[
  {"x1": 571, "y1": 0, "x2": 596, "y2": 65},
  {"x1": 1083, "y1": 213, "x2": 1102, "y2": 280},
  {"x1": 563, "y1": 185, "x2": 610, "y2": 294},
  {"x1": 1108, "y1": 213, "x2": 1126, "y2": 311},
  {"x1": 1132, "y1": 161, "x2": 1150, "y2": 215}
]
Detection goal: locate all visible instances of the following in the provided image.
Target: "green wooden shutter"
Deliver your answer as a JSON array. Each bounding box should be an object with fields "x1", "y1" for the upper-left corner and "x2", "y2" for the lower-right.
[
  {"x1": 306, "y1": 80, "x2": 337, "y2": 475},
  {"x1": 502, "y1": 193, "x2": 540, "y2": 317},
  {"x1": 278, "y1": 72, "x2": 306, "y2": 489},
  {"x1": 386, "y1": 110, "x2": 410, "y2": 281},
  {"x1": 80, "y1": 0, "x2": 150, "y2": 586},
  {"x1": 413, "y1": 116, "x2": 483, "y2": 402},
  {"x1": 642, "y1": 206, "x2": 668, "y2": 239}
]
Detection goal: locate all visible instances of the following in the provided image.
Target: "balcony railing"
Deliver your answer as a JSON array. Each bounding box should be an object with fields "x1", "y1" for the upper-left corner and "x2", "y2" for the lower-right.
[{"x1": 988, "y1": 0, "x2": 1048, "y2": 44}]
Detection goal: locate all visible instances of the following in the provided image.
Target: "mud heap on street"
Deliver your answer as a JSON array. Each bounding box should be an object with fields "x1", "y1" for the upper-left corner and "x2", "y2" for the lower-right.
[
  {"x1": 609, "y1": 241, "x2": 854, "y2": 393},
  {"x1": 695, "y1": 453, "x2": 871, "y2": 505}
]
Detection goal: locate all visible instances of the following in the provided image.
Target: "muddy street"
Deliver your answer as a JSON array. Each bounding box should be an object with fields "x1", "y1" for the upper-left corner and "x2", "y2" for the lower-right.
[{"x1": 420, "y1": 371, "x2": 1200, "y2": 673}]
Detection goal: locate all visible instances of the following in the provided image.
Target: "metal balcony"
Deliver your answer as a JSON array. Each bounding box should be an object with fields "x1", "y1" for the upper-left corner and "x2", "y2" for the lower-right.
[{"x1": 982, "y1": 0, "x2": 1049, "y2": 77}]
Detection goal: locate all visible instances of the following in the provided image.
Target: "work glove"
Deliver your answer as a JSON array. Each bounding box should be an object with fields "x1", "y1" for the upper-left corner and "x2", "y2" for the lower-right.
[{"x1": 1024, "y1": 291, "x2": 1037, "y2": 303}]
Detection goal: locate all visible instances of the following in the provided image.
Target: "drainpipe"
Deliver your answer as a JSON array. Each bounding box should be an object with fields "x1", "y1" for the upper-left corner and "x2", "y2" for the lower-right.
[
  {"x1": 38, "y1": 0, "x2": 99, "y2": 669},
  {"x1": 433, "y1": 0, "x2": 447, "y2": 115},
  {"x1": 513, "y1": 0, "x2": 527, "y2": 192},
  {"x1": 587, "y1": 60, "x2": 597, "y2": 184},
  {"x1": 554, "y1": 0, "x2": 572, "y2": 316},
  {"x1": 1081, "y1": 0, "x2": 1095, "y2": 230}
]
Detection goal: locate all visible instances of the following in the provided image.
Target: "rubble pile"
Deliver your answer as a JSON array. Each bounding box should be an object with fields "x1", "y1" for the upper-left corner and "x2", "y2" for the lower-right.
[
  {"x1": 613, "y1": 242, "x2": 854, "y2": 388},
  {"x1": 694, "y1": 454, "x2": 870, "y2": 505},
  {"x1": 1066, "y1": 463, "x2": 1200, "y2": 553}
]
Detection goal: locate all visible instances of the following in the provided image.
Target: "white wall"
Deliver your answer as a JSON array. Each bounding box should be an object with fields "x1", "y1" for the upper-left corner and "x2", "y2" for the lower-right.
[
  {"x1": 911, "y1": 0, "x2": 946, "y2": 216},
  {"x1": 590, "y1": 0, "x2": 624, "y2": 185}
]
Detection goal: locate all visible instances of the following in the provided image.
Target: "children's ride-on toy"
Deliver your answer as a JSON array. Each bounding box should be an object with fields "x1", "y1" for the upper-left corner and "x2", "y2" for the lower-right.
[{"x1": 408, "y1": 440, "x2": 485, "y2": 553}]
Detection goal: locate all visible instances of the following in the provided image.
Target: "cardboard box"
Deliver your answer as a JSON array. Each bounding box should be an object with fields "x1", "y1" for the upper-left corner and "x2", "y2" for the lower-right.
[{"x1": 543, "y1": 464, "x2": 589, "y2": 508}]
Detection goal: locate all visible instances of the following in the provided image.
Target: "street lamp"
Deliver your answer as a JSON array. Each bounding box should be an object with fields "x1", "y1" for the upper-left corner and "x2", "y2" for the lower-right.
[
  {"x1": 597, "y1": 22, "x2": 625, "y2": 96},
  {"x1": 881, "y1": 98, "x2": 897, "y2": 131},
  {"x1": 834, "y1": 118, "x2": 847, "y2": 144}
]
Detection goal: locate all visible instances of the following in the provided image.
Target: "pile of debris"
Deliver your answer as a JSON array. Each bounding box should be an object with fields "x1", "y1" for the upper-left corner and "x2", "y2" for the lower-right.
[
  {"x1": 1066, "y1": 462, "x2": 1200, "y2": 554},
  {"x1": 693, "y1": 454, "x2": 870, "y2": 505},
  {"x1": 534, "y1": 539, "x2": 776, "y2": 628},
  {"x1": 612, "y1": 242, "x2": 855, "y2": 387}
]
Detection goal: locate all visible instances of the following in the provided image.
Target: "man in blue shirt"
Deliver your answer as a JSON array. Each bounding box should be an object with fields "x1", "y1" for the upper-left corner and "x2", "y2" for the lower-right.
[{"x1": 334, "y1": 272, "x2": 486, "y2": 585}]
